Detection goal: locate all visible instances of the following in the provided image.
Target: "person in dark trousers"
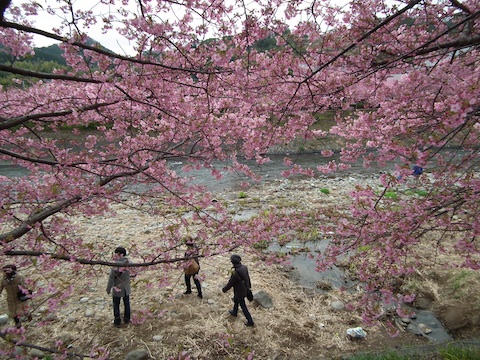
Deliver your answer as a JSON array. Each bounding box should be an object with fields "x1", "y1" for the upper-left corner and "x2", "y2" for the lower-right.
[
  {"x1": 106, "y1": 247, "x2": 131, "y2": 327},
  {"x1": 222, "y1": 254, "x2": 254, "y2": 327},
  {"x1": 183, "y1": 240, "x2": 203, "y2": 299}
]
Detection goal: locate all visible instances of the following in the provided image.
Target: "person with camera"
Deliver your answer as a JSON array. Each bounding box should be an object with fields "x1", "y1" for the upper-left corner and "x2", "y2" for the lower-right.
[{"x1": 0, "y1": 264, "x2": 31, "y2": 327}]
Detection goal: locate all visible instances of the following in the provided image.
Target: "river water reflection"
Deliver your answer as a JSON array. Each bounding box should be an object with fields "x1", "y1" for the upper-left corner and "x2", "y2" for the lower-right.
[
  {"x1": 267, "y1": 239, "x2": 358, "y2": 291},
  {"x1": 168, "y1": 151, "x2": 399, "y2": 192}
]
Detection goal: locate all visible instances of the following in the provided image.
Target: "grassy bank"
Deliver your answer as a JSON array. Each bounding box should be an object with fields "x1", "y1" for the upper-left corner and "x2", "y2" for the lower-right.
[{"x1": 343, "y1": 340, "x2": 480, "y2": 360}]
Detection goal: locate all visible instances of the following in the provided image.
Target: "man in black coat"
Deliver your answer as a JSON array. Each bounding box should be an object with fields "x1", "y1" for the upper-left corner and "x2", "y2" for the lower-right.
[{"x1": 222, "y1": 254, "x2": 254, "y2": 326}]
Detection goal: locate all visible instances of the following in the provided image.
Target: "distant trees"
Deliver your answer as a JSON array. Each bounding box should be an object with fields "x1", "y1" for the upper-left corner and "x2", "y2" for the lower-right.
[
  {"x1": 0, "y1": 59, "x2": 67, "y2": 87},
  {"x1": 26, "y1": 44, "x2": 66, "y2": 65}
]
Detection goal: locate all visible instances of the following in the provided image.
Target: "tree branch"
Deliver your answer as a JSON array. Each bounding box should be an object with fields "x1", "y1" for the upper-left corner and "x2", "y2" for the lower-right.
[
  {"x1": 0, "y1": 21, "x2": 226, "y2": 75},
  {"x1": 0, "y1": 197, "x2": 81, "y2": 243},
  {"x1": 371, "y1": 10, "x2": 480, "y2": 67},
  {"x1": 3, "y1": 250, "x2": 203, "y2": 267},
  {"x1": 0, "y1": 64, "x2": 102, "y2": 83},
  {"x1": 0, "y1": 331, "x2": 87, "y2": 359},
  {"x1": 0, "y1": 101, "x2": 119, "y2": 130},
  {"x1": 412, "y1": 35, "x2": 480, "y2": 56},
  {"x1": 451, "y1": 0, "x2": 473, "y2": 14},
  {"x1": 303, "y1": 0, "x2": 423, "y2": 83},
  {"x1": 0, "y1": 148, "x2": 58, "y2": 165}
]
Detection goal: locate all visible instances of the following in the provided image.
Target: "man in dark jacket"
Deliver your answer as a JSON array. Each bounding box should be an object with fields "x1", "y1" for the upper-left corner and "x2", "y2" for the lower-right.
[{"x1": 222, "y1": 254, "x2": 254, "y2": 327}]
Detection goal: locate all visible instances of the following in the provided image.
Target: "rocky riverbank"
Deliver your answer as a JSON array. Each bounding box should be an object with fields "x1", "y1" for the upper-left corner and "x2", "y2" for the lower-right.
[{"x1": 2, "y1": 174, "x2": 480, "y2": 359}]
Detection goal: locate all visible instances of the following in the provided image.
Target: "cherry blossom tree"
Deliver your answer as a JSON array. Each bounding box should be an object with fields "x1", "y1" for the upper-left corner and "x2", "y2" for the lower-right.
[{"x1": 0, "y1": 0, "x2": 479, "y2": 356}]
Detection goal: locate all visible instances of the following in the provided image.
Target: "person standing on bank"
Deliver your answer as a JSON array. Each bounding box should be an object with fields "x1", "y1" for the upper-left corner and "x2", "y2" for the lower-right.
[
  {"x1": 222, "y1": 254, "x2": 254, "y2": 327},
  {"x1": 0, "y1": 264, "x2": 31, "y2": 327},
  {"x1": 183, "y1": 239, "x2": 203, "y2": 299},
  {"x1": 106, "y1": 247, "x2": 131, "y2": 327}
]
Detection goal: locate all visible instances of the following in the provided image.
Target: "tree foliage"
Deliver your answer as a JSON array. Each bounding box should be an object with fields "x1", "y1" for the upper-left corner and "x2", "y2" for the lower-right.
[
  {"x1": 0, "y1": 43, "x2": 67, "y2": 65},
  {"x1": 0, "y1": 0, "x2": 479, "y2": 356}
]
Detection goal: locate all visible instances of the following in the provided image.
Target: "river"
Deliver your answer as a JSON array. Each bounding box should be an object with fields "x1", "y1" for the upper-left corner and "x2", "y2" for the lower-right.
[
  {"x1": 2, "y1": 147, "x2": 473, "y2": 190},
  {"x1": 159, "y1": 151, "x2": 400, "y2": 192},
  {"x1": 0, "y1": 150, "x2": 394, "y2": 188}
]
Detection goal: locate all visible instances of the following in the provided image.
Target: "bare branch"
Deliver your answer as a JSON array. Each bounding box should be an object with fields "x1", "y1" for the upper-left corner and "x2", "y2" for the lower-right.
[
  {"x1": 451, "y1": 0, "x2": 473, "y2": 14},
  {"x1": 0, "y1": 148, "x2": 59, "y2": 165},
  {"x1": 0, "y1": 0, "x2": 11, "y2": 22},
  {"x1": 3, "y1": 249, "x2": 199, "y2": 267},
  {"x1": 0, "y1": 331, "x2": 87, "y2": 359},
  {"x1": 413, "y1": 36, "x2": 480, "y2": 56}
]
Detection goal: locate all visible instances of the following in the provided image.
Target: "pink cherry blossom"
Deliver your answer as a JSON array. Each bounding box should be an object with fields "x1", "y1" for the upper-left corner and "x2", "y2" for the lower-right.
[{"x1": 1, "y1": 0, "x2": 480, "y2": 356}]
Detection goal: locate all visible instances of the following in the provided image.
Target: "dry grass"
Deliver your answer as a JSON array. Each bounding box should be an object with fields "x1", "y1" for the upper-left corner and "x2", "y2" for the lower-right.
[
  {"x1": 1, "y1": 250, "x2": 431, "y2": 359},
  {"x1": 2, "y1": 177, "x2": 479, "y2": 359}
]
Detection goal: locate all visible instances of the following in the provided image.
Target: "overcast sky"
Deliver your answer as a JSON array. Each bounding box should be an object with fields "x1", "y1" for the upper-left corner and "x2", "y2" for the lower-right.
[
  {"x1": 23, "y1": 0, "x2": 365, "y2": 55},
  {"x1": 25, "y1": 0, "x2": 333, "y2": 55},
  {"x1": 26, "y1": 0, "x2": 140, "y2": 55}
]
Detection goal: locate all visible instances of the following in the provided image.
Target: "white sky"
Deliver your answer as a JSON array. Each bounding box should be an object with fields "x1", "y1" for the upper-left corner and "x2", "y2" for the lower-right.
[
  {"x1": 18, "y1": 0, "x2": 375, "y2": 55},
  {"x1": 25, "y1": 0, "x2": 139, "y2": 55},
  {"x1": 21, "y1": 0, "x2": 350, "y2": 55}
]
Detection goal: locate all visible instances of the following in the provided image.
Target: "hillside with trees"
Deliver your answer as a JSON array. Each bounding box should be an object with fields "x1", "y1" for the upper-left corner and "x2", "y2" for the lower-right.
[{"x1": 0, "y1": 38, "x2": 111, "y2": 87}]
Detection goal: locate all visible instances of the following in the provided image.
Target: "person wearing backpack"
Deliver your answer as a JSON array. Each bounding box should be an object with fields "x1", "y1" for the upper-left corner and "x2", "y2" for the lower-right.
[
  {"x1": 183, "y1": 239, "x2": 203, "y2": 299},
  {"x1": 222, "y1": 254, "x2": 254, "y2": 327}
]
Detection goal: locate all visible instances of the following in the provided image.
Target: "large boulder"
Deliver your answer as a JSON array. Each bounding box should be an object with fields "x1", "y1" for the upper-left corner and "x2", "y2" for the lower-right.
[{"x1": 253, "y1": 290, "x2": 273, "y2": 309}]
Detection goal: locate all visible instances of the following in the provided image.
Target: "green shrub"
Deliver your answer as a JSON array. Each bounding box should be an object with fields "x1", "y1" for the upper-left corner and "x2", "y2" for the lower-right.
[
  {"x1": 404, "y1": 189, "x2": 428, "y2": 197},
  {"x1": 414, "y1": 189, "x2": 428, "y2": 196},
  {"x1": 357, "y1": 245, "x2": 371, "y2": 252},
  {"x1": 320, "y1": 188, "x2": 330, "y2": 194},
  {"x1": 384, "y1": 191, "x2": 398, "y2": 200},
  {"x1": 253, "y1": 240, "x2": 270, "y2": 249},
  {"x1": 439, "y1": 344, "x2": 480, "y2": 359},
  {"x1": 238, "y1": 191, "x2": 247, "y2": 199},
  {"x1": 451, "y1": 270, "x2": 472, "y2": 296}
]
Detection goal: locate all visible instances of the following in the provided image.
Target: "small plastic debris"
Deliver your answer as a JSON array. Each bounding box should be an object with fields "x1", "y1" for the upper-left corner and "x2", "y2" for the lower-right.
[{"x1": 346, "y1": 327, "x2": 367, "y2": 339}]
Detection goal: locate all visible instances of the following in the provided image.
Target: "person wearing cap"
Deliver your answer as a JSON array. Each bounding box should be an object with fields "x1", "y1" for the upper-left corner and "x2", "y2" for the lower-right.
[
  {"x1": 222, "y1": 254, "x2": 254, "y2": 327},
  {"x1": 0, "y1": 264, "x2": 30, "y2": 327},
  {"x1": 183, "y1": 239, "x2": 203, "y2": 299},
  {"x1": 106, "y1": 247, "x2": 131, "y2": 327}
]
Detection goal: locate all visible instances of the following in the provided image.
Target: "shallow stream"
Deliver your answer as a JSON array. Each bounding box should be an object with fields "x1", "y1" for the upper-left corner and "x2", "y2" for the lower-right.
[{"x1": 272, "y1": 238, "x2": 453, "y2": 343}]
